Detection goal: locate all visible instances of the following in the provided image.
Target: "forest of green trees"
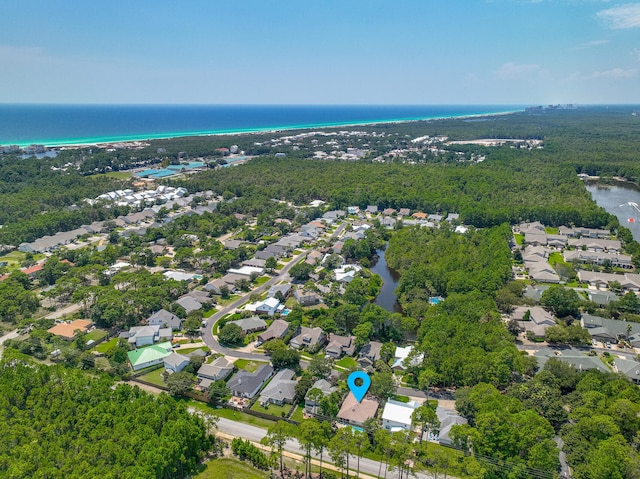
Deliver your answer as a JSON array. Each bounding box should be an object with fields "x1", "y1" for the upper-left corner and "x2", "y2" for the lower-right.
[{"x1": 0, "y1": 352, "x2": 213, "y2": 479}]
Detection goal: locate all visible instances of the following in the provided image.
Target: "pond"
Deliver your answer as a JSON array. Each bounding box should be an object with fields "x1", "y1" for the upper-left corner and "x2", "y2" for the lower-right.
[
  {"x1": 369, "y1": 245, "x2": 403, "y2": 313},
  {"x1": 585, "y1": 181, "x2": 640, "y2": 241}
]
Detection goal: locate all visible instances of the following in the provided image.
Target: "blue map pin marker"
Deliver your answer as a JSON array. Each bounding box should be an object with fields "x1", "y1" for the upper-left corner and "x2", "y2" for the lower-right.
[{"x1": 347, "y1": 371, "x2": 371, "y2": 403}]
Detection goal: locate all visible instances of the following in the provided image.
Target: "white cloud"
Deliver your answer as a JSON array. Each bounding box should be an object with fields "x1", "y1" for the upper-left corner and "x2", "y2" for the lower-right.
[
  {"x1": 575, "y1": 39, "x2": 610, "y2": 48},
  {"x1": 598, "y1": 3, "x2": 640, "y2": 29},
  {"x1": 495, "y1": 62, "x2": 548, "y2": 80},
  {"x1": 591, "y1": 67, "x2": 638, "y2": 78},
  {"x1": 634, "y1": 48, "x2": 640, "y2": 61}
]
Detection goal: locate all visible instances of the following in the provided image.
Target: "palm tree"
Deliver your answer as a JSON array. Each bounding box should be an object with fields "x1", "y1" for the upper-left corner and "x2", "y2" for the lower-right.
[
  {"x1": 411, "y1": 404, "x2": 440, "y2": 444},
  {"x1": 261, "y1": 420, "x2": 293, "y2": 478},
  {"x1": 353, "y1": 429, "x2": 370, "y2": 478},
  {"x1": 313, "y1": 420, "x2": 332, "y2": 478}
]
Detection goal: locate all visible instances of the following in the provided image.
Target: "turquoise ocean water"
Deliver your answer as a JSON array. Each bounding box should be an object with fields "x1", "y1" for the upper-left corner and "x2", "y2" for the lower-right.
[{"x1": 0, "y1": 104, "x2": 524, "y2": 147}]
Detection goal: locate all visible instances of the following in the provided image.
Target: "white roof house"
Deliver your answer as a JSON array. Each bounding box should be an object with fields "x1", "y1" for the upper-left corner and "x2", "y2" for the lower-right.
[
  {"x1": 382, "y1": 399, "x2": 422, "y2": 431},
  {"x1": 391, "y1": 346, "x2": 423, "y2": 370}
]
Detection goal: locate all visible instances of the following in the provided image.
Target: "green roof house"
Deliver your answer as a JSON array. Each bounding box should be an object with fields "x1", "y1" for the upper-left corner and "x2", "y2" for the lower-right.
[{"x1": 128, "y1": 342, "x2": 173, "y2": 371}]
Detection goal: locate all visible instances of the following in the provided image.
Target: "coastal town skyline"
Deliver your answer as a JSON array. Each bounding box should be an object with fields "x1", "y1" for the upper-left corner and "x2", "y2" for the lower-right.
[{"x1": 1, "y1": 0, "x2": 639, "y2": 105}]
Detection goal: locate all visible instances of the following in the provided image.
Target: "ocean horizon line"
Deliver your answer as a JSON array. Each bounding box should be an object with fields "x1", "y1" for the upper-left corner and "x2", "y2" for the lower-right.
[{"x1": 0, "y1": 104, "x2": 525, "y2": 148}]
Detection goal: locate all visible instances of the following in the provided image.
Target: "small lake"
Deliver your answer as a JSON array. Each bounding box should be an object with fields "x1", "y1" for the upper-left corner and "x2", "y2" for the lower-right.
[
  {"x1": 585, "y1": 181, "x2": 640, "y2": 241},
  {"x1": 369, "y1": 246, "x2": 403, "y2": 313}
]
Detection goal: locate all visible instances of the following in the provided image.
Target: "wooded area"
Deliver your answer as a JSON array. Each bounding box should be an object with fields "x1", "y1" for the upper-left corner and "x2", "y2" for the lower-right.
[{"x1": 0, "y1": 352, "x2": 212, "y2": 479}]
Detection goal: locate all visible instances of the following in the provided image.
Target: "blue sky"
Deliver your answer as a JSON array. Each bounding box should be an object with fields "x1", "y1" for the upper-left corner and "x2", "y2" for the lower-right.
[{"x1": 1, "y1": 0, "x2": 639, "y2": 104}]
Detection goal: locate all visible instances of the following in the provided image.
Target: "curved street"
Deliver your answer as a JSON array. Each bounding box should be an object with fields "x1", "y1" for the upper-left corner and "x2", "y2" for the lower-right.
[
  {"x1": 201, "y1": 222, "x2": 347, "y2": 360},
  {"x1": 201, "y1": 250, "x2": 306, "y2": 360}
]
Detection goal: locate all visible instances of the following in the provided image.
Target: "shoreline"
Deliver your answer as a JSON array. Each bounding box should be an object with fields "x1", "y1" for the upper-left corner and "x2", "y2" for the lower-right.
[{"x1": 10, "y1": 108, "x2": 522, "y2": 149}]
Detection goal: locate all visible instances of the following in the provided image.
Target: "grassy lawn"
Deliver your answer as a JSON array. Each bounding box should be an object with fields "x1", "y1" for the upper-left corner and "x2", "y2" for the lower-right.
[
  {"x1": 285, "y1": 297, "x2": 298, "y2": 308},
  {"x1": 203, "y1": 309, "x2": 217, "y2": 318},
  {"x1": 548, "y1": 252, "x2": 564, "y2": 266},
  {"x1": 218, "y1": 295, "x2": 241, "y2": 306},
  {"x1": 234, "y1": 359, "x2": 267, "y2": 372},
  {"x1": 0, "y1": 251, "x2": 46, "y2": 270},
  {"x1": 193, "y1": 458, "x2": 268, "y2": 479},
  {"x1": 94, "y1": 337, "x2": 118, "y2": 354},
  {"x1": 513, "y1": 234, "x2": 524, "y2": 246},
  {"x1": 290, "y1": 405, "x2": 305, "y2": 422},
  {"x1": 93, "y1": 357, "x2": 112, "y2": 371},
  {"x1": 544, "y1": 227, "x2": 559, "y2": 234},
  {"x1": 184, "y1": 400, "x2": 275, "y2": 429},
  {"x1": 250, "y1": 400, "x2": 292, "y2": 418},
  {"x1": 85, "y1": 329, "x2": 107, "y2": 342},
  {"x1": 178, "y1": 346, "x2": 210, "y2": 354},
  {"x1": 254, "y1": 276, "x2": 269, "y2": 286},
  {"x1": 336, "y1": 356, "x2": 358, "y2": 369},
  {"x1": 138, "y1": 367, "x2": 167, "y2": 387}
]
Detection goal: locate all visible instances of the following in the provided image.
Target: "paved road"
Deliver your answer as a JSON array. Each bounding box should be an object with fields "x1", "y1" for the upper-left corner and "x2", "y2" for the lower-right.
[
  {"x1": 517, "y1": 343, "x2": 639, "y2": 361},
  {"x1": 202, "y1": 223, "x2": 347, "y2": 360},
  {"x1": 212, "y1": 415, "x2": 437, "y2": 479},
  {"x1": 201, "y1": 250, "x2": 307, "y2": 360},
  {"x1": 0, "y1": 329, "x2": 19, "y2": 358}
]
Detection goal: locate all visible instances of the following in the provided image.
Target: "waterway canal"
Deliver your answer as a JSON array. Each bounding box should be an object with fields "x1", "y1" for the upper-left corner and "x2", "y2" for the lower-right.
[
  {"x1": 369, "y1": 246, "x2": 402, "y2": 313},
  {"x1": 585, "y1": 181, "x2": 640, "y2": 241}
]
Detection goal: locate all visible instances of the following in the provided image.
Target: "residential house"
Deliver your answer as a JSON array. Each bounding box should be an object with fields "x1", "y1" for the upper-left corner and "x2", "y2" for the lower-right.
[
  {"x1": 293, "y1": 288, "x2": 321, "y2": 306},
  {"x1": 228, "y1": 316, "x2": 268, "y2": 334},
  {"x1": 613, "y1": 358, "x2": 640, "y2": 384},
  {"x1": 577, "y1": 271, "x2": 640, "y2": 291},
  {"x1": 581, "y1": 313, "x2": 640, "y2": 346},
  {"x1": 587, "y1": 290, "x2": 620, "y2": 307},
  {"x1": 305, "y1": 379, "x2": 336, "y2": 413},
  {"x1": 382, "y1": 208, "x2": 397, "y2": 216},
  {"x1": 511, "y1": 306, "x2": 557, "y2": 339},
  {"x1": 290, "y1": 326, "x2": 326, "y2": 351},
  {"x1": 47, "y1": 319, "x2": 93, "y2": 341},
  {"x1": 334, "y1": 265, "x2": 362, "y2": 283},
  {"x1": 435, "y1": 407, "x2": 467, "y2": 446},
  {"x1": 127, "y1": 342, "x2": 173, "y2": 371},
  {"x1": 547, "y1": 234, "x2": 568, "y2": 248},
  {"x1": 568, "y1": 238, "x2": 621, "y2": 252},
  {"x1": 256, "y1": 319, "x2": 289, "y2": 345},
  {"x1": 445, "y1": 213, "x2": 459, "y2": 222},
  {"x1": 365, "y1": 205, "x2": 379, "y2": 214},
  {"x1": 164, "y1": 352, "x2": 190, "y2": 373},
  {"x1": 337, "y1": 392, "x2": 380, "y2": 427},
  {"x1": 398, "y1": 208, "x2": 411, "y2": 217},
  {"x1": 227, "y1": 364, "x2": 274, "y2": 399},
  {"x1": 258, "y1": 368, "x2": 298, "y2": 406},
  {"x1": 176, "y1": 296, "x2": 203, "y2": 314},
  {"x1": 564, "y1": 250, "x2": 633, "y2": 269},
  {"x1": 255, "y1": 244, "x2": 288, "y2": 260},
  {"x1": 242, "y1": 258, "x2": 267, "y2": 269},
  {"x1": 392, "y1": 346, "x2": 423, "y2": 371},
  {"x1": 382, "y1": 217, "x2": 396, "y2": 229},
  {"x1": 428, "y1": 214, "x2": 443, "y2": 223},
  {"x1": 125, "y1": 325, "x2": 161, "y2": 347},
  {"x1": 522, "y1": 246, "x2": 560, "y2": 283},
  {"x1": 382, "y1": 399, "x2": 421, "y2": 432},
  {"x1": 533, "y1": 349, "x2": 610, "y2": 373},
  {"x1": 325, "y1": 333, "x2": 356, "y2": 359},
  {"x1": 244, "y1": 297, "x2": 283, "y2": 317},
  {"x1": 148, "y1": 309, "x2": 182, "y2": 330},
  {"x1": 197, "y1": 357, "x2": 234, "y2": 389},
  {"x1": 268, "y1": 283, "x2": 292, "y2": 300},
  {"x1": 305, "y1": 250, "x2": 324, "y2": 265},
  {"x1": 228, "y1": 265, "x2": 265, "y2": 278},
  {"x1": 358, "y1": 341, "x2": 383, "y2": 369}
]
